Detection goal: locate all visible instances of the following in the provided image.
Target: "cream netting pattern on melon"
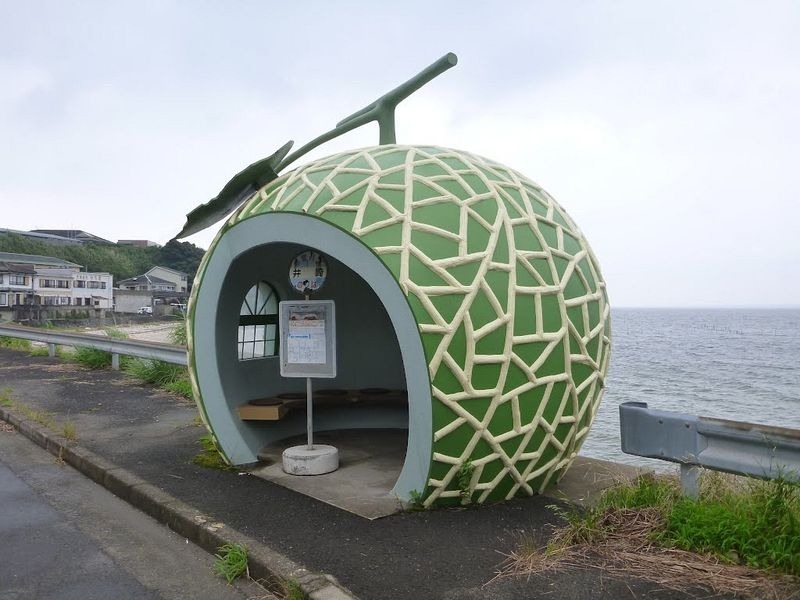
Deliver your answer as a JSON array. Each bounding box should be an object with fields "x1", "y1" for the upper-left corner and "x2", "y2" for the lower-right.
[{"x1": 239, "y1": 146, "x2": 610, "y2": 505}]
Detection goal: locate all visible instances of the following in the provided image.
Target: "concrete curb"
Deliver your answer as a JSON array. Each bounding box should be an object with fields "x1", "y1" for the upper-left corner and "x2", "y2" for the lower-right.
[{"x1": 0, "y1": 406, "x2": 357, "y2": 600}]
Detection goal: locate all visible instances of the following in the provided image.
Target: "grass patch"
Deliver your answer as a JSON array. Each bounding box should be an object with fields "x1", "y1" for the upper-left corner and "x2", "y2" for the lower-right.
[
  {"x1": 164, "y1": 377, "x2": 193, "y2": 399},
  {"x1": 1, "y1": 386, "x2": 13, "y2": 407},
  {"x1": 0, "y1": 388, "x2": 77, "y2": 442},
  {"x1": 213, "y1": 543, "x2": 249, "y2": 583},
  {"x1": 124, "y1": 358, "x2": 192, "y2": 399},
  {"x1": 0, "y1": 336, "x2": 32, "y2": 351},
  {"x1": 662, "y1": 477, "x2": 800, "y2": 575},
  {"x1": 192, "y1": 434, "x2": 234, "y2": 471},
  {"x1": 499, "y1": 471, "x2": 800, "y2": 599},
  {"x1": 125, "y1": 358, "x2": 183, "y2": 386},
  {"x1": 170, "y1": 322, "x2": 187, "y2": 346},
  {"x1": 73, "y1": 346, "x2": 114, "y2": 369},
  {"x1": 61, "y1": 421, "x2": 77, "y2": 441},
  {"x1": 278, "y1": 579, "x2": 305, "y2": 600},
  {"x1": 70, "y1": 328, "x2": 130, "y2": 369}
]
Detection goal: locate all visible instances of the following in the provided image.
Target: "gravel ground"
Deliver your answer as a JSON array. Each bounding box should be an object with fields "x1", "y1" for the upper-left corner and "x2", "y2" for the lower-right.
[{"x1": 79, "y1": 321, "x2": 181, "y2": 345}]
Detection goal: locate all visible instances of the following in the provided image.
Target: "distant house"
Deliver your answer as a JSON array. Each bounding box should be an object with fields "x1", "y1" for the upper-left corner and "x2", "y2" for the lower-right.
[
  {"x1": 0, "y1": 252, "x2": 113, "y2": 320},
  {"x1": 30, "y1": 229, "x2": 114, "y2": 245},
  {"x1": 117, "y1": 274, "x2": 177, "y2": 293},
  {"x1": 115, "y1": 265, "x2": 188, "y2": 314},
  {"x1": 145, "y1": 266, "x2": 188, "y2": 293}
]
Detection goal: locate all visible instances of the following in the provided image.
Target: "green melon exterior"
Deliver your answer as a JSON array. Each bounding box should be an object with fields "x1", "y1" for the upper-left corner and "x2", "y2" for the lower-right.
[{"x1": 189, "y1": 144, "x2": 610, "y2": 506}]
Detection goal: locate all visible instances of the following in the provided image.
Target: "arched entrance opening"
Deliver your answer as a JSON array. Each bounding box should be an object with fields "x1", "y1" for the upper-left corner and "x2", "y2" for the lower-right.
[{"x1": 190, "y1": 213, "x2": 431, "y2": 510}]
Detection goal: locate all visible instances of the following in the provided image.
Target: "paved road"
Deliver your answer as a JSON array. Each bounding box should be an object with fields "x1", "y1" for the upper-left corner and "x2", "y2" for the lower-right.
[{"x1": 0, "y1": 427, "x2": 267, "y2": 600}]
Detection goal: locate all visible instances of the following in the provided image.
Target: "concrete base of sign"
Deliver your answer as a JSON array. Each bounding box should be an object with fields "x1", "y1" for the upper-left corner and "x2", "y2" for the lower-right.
[{"x1": 282, "y1": 444, "x2": 339, "y2": 475}]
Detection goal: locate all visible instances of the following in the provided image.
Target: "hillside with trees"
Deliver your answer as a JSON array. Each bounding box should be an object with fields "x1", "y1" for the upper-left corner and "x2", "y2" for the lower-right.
[{"x1": 0, "y1": 234, "x2": 206, "y2": 287}]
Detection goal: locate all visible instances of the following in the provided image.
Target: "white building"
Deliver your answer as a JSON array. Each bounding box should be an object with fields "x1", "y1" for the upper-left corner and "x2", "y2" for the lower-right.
[
  {"x1": 0, "y1": 252, "x2": 113, "y2": 317},
  {"x1": 71, "y1": 271, "x2": 114, "y2": 308}
]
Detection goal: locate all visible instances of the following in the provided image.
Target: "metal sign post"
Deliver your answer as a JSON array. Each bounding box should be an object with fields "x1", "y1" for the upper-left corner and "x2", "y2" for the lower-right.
[{"x1": 280, "y1": 250, "x2": 338, "y2": 475}]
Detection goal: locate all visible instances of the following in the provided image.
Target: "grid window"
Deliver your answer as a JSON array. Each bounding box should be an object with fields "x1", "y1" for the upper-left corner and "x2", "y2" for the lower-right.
[{"x1": 238, "y1": 281, "x2": 278, "y2": 360}]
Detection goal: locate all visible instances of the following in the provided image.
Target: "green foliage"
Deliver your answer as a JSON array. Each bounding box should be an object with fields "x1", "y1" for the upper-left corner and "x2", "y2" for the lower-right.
[
  {"x1": 61, "y1": 421, "x2": 77, "y2": 441},
  {"x1": 124, "y1": 358, "x2": 192, "y2": 398},
  {"x1": 598, "y1": 473, "x2": 679, "y2": 511},
  {"x1": 125, "y1": 358, "x2": 183, "y2": 386},
  {"x1": 73, "y1": 346, "x2": 114, "y2": 369},
  {"x1": 170, "y1": 322, "x2": 188, "y2": 346},
  {"x1": 0, "y1": 233, "x2": 157, "y2": 282},
  {"x1": 164, "y1": 378, "x2": 193, "y2": 399},
  {"x1": 192, "y1": 434, "x2": 234, "y2": 471},
  {"x1": 660, "y1": 477, "x2": 800, "y2": 576},
  {"x1": 154, "y1": 239, "x2": 205, "y2": 288},
  {"x1": 0, "y1": 386, "x2": 13, "y2": 406},
  {"x1": 545, "y1": 472, "x2": 800, "y2": 578},
  {"x1": 213, "y1": 543, "x2": 249, "y2": 583},
  {"x1": 456, "y1": 461, "x2": 475, "y2": 504},
  {"x1": 71, "y1": 329, "x2": 130, "y2": 368},
  {"x1": 104, "y1": 327, "x2": 129, "y2": 339},
  {"x1": 0, "y1": 336, "x2": 32, "y2": 351},
  {"x1": 280, "y1": 579, "x2": 305, "y2": 600},
  {"x1": 0, "y1": 233, "x2": 206, "y2": 286},
  {"x1": 407, "y1": 489, "x2": 426, "y2": 510}
]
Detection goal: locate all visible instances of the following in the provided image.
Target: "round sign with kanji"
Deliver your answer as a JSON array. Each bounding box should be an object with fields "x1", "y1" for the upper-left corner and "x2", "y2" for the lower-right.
[{"x1": 288, "y1": 250, "x2": 328, "y2": 295}]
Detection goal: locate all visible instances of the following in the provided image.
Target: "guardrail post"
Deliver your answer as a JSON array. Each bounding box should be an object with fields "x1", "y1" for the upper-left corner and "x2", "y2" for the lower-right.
[
  {"x1": 48, "y1": 343, "x2": 56, "y2": 358},
  {"x1": 111, "y1": 353, "x2": 120, "y2": 371},
  {"x1": 680, "y1": 464, "x2": 700, "y2": 498}
]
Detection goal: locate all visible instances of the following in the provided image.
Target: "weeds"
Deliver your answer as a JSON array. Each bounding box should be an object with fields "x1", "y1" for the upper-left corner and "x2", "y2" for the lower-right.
[
  {"x1": 456, "y1": 462, "x2": 475, "y2": 504},
  {"x1": 164, "y1": 377, "x2": 193, "y2": 399},
  {"x1": 499, "y1": 471, "x2": 800, "y2": 599},
  {"x1": 124, "y1": 358, "x2": 193, "y2": 399},
  {"x1": 407, "y1": 488, "x2": 425, "y2": 510},
  {"x1": 661, "y1": 477, "x2": 800, "y2": 576},
  {"x1": 73, "y1": 346, "x2": 114, "y2": 369},
  {"x1": 213, "y1": 543, "x2": 249, "y2": 583},
  {"x1": 0, "y1": 387, "x2": 13, "y2": 407},
  {"x1": 0, "y1": 388, "x2": 78, "y2": 442},
  {"x1": 61, "y1": 421, "x2": 77, "y2": 441},
  {"x1": 192, "y1": 434, "x2": 234, "y2": 471},
  {"x1": 279, "y1": 579, "x2": 305, "y2": 600},
  {"x1": 170, "y1": 322, "x2": 188, "y2": 346},
  {"x1": 0, "y1": 336, "x2": 32, "y2": 351}
]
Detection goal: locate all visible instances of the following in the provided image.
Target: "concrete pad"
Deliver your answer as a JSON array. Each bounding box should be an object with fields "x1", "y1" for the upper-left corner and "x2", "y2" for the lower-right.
[
  {"x1": 252, "y1": 429, "x2": 406, "y2": 519},
  {"x1": 545, "y1": 455, "x2": 651, "y2": 507}
]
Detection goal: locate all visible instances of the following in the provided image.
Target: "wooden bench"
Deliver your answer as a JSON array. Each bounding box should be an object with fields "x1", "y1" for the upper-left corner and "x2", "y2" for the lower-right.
[{"x1": 238, "y1": 388, "x2": 407, "y2": 421}]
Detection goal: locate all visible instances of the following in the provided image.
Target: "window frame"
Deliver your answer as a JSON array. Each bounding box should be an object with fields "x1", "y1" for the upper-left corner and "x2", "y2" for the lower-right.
[{"x1": 237, "y1": 281, "x2": 279, "y2": 361}]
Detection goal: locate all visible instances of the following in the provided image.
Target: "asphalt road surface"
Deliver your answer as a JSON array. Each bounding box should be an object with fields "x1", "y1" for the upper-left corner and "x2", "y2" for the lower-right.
[{"x1": 0, "y1": 426, "x2": 268, "y2": 600}]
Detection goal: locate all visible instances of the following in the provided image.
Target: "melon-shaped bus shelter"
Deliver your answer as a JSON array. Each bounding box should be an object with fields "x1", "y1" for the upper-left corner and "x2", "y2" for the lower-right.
[{"x1": 187, "y1": 144, "x2": 610, "y2": 506}]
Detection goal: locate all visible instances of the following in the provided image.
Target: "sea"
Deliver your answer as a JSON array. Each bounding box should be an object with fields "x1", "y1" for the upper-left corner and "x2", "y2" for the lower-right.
[{"x1": 580, "y1": 308, "x2": 800, "y2": 470}]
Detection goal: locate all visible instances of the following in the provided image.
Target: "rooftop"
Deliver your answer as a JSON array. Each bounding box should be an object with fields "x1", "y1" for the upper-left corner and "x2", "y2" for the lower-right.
[{"x1": 0, "y1": 252, "x2": 82, "y2": 269}]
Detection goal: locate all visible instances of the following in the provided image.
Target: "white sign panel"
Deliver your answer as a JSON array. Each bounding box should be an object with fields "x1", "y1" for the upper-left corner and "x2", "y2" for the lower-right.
[
  {"x1": 287, "y1": 309, "x2": 326, "y2": 364},
  {"x1": 279, "y1": 300, "x2": 336, "y2": 378}
]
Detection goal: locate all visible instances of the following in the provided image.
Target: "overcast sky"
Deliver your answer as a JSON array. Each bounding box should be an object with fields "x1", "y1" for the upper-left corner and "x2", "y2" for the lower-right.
[{"x1": 1, "y1": 1, "x2": 798, "y2": 307}]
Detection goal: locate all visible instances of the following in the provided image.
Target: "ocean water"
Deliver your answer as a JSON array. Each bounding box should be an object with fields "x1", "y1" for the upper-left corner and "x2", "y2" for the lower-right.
[{"x1": 580, "y1": 308, "x2": 800, "y2": 469}]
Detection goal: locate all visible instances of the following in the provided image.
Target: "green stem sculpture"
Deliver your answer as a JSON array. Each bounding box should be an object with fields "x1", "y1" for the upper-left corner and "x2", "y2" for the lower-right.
[{"x1": 175, "y1": 53, "x2": 457, "y2": 240}]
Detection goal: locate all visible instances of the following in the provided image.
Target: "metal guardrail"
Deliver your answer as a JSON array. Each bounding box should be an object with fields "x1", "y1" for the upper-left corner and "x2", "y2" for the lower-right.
[
  {"x1": 620, "y1": 401, "x2": 800, "y2": 497},
  {"x1": 0, "y1": 323, "x2": 187, "y2": 368}
]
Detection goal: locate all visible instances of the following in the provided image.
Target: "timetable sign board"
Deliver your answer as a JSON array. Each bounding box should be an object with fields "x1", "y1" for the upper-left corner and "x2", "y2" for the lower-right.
[{"x1": 279, "y1": 300, "x2": 336, "y2": 378}]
